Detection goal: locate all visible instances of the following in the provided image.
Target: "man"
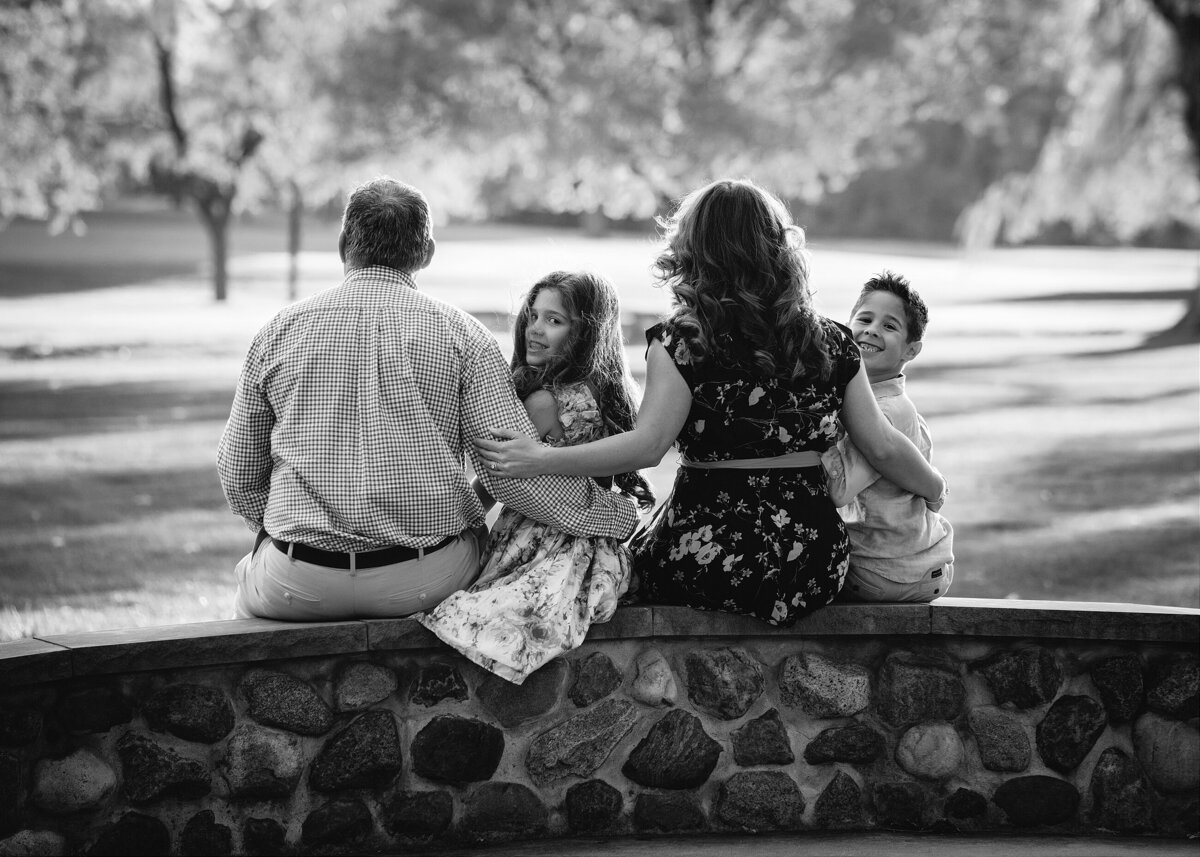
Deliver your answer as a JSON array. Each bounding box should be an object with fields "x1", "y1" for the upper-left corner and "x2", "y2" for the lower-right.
[{"x1": 217, "y1": 177, "x2": 637, "y2": 621}]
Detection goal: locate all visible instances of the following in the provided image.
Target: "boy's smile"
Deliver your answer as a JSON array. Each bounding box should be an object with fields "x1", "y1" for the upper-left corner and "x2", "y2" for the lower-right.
[
  {"x1": 525, "y1": 289, "x2": 573, "y2": 368},
  {"x1": 850, "y1": 290, "x2": 922, "y2": 383}
]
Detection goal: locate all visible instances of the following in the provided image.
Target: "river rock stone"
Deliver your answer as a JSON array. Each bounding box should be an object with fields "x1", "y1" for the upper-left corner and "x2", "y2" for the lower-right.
[
  {"x1": 1035, "y1": 695, "x2": 1107, "y2": 773},
  {"x1": 58, "y1": 686, "x2": 131, "y2": 734},
  {"x1": 334, "y1": 662, "x2": 397, "y2": 712},
  {"x1": 1145, "y1": 658, "x2": 1199, "y2": 719},
  {"x1": 991, "y1": 775, "x2": 1079, "y2": 827},
  {"x1": 223, "y1": 724, "x2": 304, "y2": 800},
  {"x1": 814, "y1": 771, "x2": 863, "y2": 829},
  {"x1": 411, "y1": 663, "x2": 469, "y2": 706},
  {"x1": 779, "y1": 652, "x2": 870, "y2": 718},
  {"x1": 569, "y1": 653, "x2": 622, "y2": 707},
  {"x1": 972, "y1": 647, "x2": 1063, "y2": 709},
  {"x1": 685, "y1": 648, "x2": 765, "y2": 721},
  {"x1": 477, "y1": 660, "x2": 567, "y2": 727},
  {"x1": 0, "y1": 754, "x2": 17, "y2": 836},
  {"x1": 301, "y1": 798, "x2": 373, "y2": 847},
  {"x1": 872, "y1": 781, "x2": 926, "y2": 830},
  {"x1": 117, "y1": 732, "x2": 209, "y2": 803},
  {"x1": 31, "y1": 748, "x2": 115, "y2": 814},
  {"x1": 564, "y1": 779, "x2": 623, "y2": 832},
  {"x1": 380, "y1": 790, "x2": 453, "y2": 838},
  {"x1": 1089, "y1": 654, "x2": 1144, "y2": 723},
  {"x1": 0, "y1": 829, "x2": 65, "y2": 857},
  {"x1": 311, "y1": 709, "x2": 402, "y2": 791},
  {"x1": 631, "y1": 649, "x2": 677, "y2": 707},
  {"x1": 1133, "y1": 711, "x2": 1200, "y2": 793},
  {"x1": 240, "y1": 669, "x2": 333, "y2": 736},
  {"x1": 633, "y1": 792, "x2": 705, "y2": 832},
  {"x1": 87, "y1": 812, "x2": 169, "y2": 857},
  {"x1": 0, "y1": 709, "x2": 41, "y2": 747},
  {"x1": 411, "y1": 715, "x2": 504, "y2": 784},
  {"x1": 1089, "y1": 747, "x2": 1153, "y2": 833},
  {"x1": 715, "y1": 771, "x2": 803, "y2": 831},
  {"x1": 944, "y1": 788, "x2": 987, "y2": 819},
  {"x1": 180, "y1": 810, "x2": 231, "y2": 857},
  {"x1": 526, "y1": 697, "x2": 638, "y2": 784},
  {"x1": 622, "y1": 709, "x2": 721, "y2": 789},
  {"x1": 731, "y1": 708, "x2": 793, "y2": 766},
  {"x1": 241, "y1": 818, "x2": 285, "y2": 856},
  {"x1": 143, "y1": 684, "x2": 234, "y2": 744},
  {"x1": 895, "y1": 722, "x2": 964, "y2": 780},
  {"x1": 877, "y1": 652, "x2": 964, "y2": 727},
  {"x1": 804, "y1": 722, "x2": 885, "y2": 764},
  {"x1": 968, "y1": 706, "x2": 1030, "y2": 772},
  {"x1": 463, "y1": 782, "x2": 548, "y2": 835}
]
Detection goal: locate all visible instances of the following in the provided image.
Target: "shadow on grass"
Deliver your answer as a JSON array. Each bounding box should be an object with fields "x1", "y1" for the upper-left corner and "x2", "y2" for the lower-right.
[
  {"x1": 0, "y1": 380, "x2": 234, "y2": 440},
  {"x1": 1, "y1": 465, "x2": 250, "y2": 602}
]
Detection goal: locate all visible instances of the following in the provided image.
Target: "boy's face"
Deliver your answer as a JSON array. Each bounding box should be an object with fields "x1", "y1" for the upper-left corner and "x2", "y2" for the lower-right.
[{"x1": 850, "y1": 290, "x2": 922, "y2": 383}]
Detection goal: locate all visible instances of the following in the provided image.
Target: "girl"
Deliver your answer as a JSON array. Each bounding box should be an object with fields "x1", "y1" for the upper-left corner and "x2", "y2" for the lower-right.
[
  {"x1": 473, "y1": 179, "x2": 945, "y2": 626},
  {"x1": 418, "y1": 271, "x2": 654, "y2": 683}
]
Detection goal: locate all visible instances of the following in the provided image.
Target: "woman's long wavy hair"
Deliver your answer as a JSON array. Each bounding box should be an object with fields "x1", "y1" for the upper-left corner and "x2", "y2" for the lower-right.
[
  {"x1": 511, "y1": 271, "x2": 655, "y2": 511},
  {"x1": 654, "y1": 178, "x2": 831, "y2": 381}
]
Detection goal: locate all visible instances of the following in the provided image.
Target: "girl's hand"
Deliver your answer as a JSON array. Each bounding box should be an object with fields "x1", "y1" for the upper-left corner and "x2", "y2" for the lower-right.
[{"x1": 473, "y1": 427, "x2": 549, "y2": 478}]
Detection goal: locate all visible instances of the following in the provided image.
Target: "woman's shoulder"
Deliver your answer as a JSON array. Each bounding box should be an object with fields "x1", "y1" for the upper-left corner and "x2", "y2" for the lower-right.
[{"x1": 645, "y1": 319, "x2": 696, "y2": 368}]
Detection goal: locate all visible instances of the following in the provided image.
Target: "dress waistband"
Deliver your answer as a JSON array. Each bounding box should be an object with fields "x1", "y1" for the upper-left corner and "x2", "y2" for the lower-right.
[{"x1": 681, "y1": 450, "x2": 824, "y2": 470}]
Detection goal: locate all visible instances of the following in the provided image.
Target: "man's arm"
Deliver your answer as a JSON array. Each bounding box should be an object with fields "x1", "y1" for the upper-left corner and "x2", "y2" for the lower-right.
[
  {"x1": 461, "y1": 337, "x2": 637, "y2": 539},
  {"x1": 216, "y1": 342, "x2": 274, "y2": 531}
]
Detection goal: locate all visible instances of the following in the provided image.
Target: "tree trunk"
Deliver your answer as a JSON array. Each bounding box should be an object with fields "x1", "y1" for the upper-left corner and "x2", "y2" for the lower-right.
[
  {"x1": 196, "y1": 201, "x2": 231, "y2": 303},
  {"x1": 287, "y1": 180, "x2": 302, "y2": 303}
]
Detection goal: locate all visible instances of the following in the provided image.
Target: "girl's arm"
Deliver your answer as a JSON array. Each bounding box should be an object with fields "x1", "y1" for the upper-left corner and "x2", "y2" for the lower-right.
[
  {"x1": 839, "y1": 364, "x2": 945, "y2": 502},
  {"x1": 473, "y1": 340, "x2": 692, "y2": 477}
]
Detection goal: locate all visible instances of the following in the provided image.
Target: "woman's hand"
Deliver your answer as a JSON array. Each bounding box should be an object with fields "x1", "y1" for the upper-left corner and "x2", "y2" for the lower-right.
[{"x1": 473, "y1": 428, "x2": 549, "y2": 478}]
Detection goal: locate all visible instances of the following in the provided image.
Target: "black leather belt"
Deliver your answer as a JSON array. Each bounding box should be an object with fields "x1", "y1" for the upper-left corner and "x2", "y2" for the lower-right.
[{"x1": 256, "y1": 529, "x2": 457, "y2": 569}]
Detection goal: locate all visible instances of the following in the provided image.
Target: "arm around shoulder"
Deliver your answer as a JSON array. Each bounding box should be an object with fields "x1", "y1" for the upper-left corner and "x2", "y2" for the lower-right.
[{"x1": 840, "y1": 365, "x2": 944, "y2": 501}]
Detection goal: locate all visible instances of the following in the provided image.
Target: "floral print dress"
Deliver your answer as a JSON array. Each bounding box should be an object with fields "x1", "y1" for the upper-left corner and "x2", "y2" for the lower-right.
[
  {"x1": 418, "y1": 382, "x2": 631, "y2": 684},
  {"x1": 632, "y1": 319, "x2": 862, "y2": 626}
]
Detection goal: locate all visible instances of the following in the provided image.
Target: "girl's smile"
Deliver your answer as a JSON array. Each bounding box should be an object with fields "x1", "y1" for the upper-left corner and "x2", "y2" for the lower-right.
[{"x1": 525, "y1": 289, "x2": 574, "y2": 367}]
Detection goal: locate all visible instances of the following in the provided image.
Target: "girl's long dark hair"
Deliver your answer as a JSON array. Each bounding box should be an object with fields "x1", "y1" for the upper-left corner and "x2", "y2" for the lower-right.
[
  {"x1": 654, "y1": 178, "x2": 831, "y2": 381},
  {"x1": 511, "y1": 271, "x2": 656, "y2": 511}
]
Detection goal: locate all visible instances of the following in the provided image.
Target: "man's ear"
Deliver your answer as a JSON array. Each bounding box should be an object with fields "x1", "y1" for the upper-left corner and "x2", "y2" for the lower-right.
[
  {"x1": 903, "y1": 340, "x2": 924, "y2": 362},
  {"x1": 338, "y1": 231, "x2": 347, "y2": 264},
  {"x1": 419, "y1": 237, "x2": 436, "y2": 271}
]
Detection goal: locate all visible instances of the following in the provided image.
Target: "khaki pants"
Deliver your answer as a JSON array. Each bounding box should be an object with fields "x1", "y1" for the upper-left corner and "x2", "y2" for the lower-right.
[
  {"x1": 839, "y1": 561, "x2": 953, "y2": 604},
  {"x1": 232, "y1": 527, "x2": 486, "y2": 621}
]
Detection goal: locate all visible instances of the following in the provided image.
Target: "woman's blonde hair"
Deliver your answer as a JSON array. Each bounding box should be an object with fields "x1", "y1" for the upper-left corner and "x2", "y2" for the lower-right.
[{"x1": 654, "y1": 178, "x2": 831, "y2": 381}]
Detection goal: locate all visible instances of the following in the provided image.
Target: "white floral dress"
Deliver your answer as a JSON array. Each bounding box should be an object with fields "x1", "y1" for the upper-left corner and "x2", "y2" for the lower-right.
[{"x1": 417, "y1": 382, "x2": 631, "y2": 684}]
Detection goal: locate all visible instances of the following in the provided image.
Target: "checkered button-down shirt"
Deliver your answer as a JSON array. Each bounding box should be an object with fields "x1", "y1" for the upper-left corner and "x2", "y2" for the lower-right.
[{"x1": 217, "y1": 266, "x2": 637, "y2": 551}]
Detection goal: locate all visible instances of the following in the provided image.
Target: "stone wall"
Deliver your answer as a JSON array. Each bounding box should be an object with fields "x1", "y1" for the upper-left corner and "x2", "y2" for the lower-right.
[{"x1": 0, "y1": 597, "x2": 1196, "y2": 855}]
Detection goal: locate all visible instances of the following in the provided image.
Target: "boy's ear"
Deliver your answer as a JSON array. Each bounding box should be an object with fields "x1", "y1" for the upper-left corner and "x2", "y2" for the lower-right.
[{"x1": 903, "y1": 340, "x2": 923, "y2": 362}]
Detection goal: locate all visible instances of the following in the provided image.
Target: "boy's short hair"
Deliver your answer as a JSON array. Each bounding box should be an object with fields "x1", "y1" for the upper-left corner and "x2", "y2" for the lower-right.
[{"x1": 852, "y1": 270, "x2": 929, "y2": 342}]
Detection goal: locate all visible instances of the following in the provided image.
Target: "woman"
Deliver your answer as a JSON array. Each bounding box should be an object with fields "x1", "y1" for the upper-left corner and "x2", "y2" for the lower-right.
[{"x1": 474, "y1": 178, "x2": 946, "y2": 626}]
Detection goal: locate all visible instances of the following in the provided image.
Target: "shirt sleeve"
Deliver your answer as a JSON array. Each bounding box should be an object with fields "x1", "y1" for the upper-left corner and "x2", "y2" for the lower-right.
[
  {"x1": 216, "y1": 337, "x2": 275, "y2": 532},
  {"x1": 460, "y1": 335, "x2": 638, "y2": 539}
]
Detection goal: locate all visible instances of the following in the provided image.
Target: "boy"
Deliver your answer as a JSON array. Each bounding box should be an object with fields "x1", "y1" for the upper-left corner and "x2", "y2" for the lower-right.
[{"x1": 823, "y1": 271, "x2": 954, "y2": 602}]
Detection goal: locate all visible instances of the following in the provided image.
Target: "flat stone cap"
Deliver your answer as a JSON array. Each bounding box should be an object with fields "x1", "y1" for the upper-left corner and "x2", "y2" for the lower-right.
[{"x1": 1, "y1": 598, "x2": 1195, "y2": 686}]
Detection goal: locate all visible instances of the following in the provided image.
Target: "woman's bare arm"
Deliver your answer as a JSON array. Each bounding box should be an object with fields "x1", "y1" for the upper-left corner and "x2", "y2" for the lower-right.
[
  {"x1": 473, "y1": 341, "x2": 692, "y2": 477},
  {"x1": 839, "y1": 364, "x2": 945, "y2": 502}
]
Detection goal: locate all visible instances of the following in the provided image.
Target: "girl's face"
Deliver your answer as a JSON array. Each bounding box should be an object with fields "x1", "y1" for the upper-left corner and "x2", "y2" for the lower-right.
[{"x1": 524, "y1": 288, "x2": 574, "y2": 368}]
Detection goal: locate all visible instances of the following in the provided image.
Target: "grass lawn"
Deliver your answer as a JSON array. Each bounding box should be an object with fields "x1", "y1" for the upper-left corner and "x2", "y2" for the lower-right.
[{"x1": 0, "y1": 208, "x2": 1197, "y2": 640}]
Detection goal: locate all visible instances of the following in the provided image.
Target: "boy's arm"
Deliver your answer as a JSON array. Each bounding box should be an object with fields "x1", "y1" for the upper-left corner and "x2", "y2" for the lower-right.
[{"x1": 822, "y1": 434, "x2": 880, "y2": 507}]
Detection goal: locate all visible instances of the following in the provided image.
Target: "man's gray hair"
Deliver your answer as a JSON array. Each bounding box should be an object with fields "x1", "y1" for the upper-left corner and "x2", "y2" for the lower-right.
[{"x1": 340, "y1": 177, "x2": 431, "y2": 273}]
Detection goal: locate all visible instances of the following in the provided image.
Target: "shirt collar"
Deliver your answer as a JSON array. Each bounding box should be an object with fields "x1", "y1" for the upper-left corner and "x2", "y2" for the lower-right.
[
  {"x1": 343, "y1": 265, "x2": 419, "y2": 291},
  {"x1": 871, "y1": 373, "x2": 906, "y2": 398}
]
